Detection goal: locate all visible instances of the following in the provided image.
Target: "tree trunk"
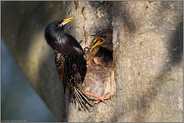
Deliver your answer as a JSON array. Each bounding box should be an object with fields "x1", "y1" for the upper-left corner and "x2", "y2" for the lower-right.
[{"x1": 2, "y1": 1, "x2": 183, "y2": 122}]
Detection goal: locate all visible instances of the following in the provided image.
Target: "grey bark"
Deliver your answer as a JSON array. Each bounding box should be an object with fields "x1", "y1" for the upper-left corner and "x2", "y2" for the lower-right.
[{"x1": 2, "y1": 1, "x2": 183, "y2": 122}]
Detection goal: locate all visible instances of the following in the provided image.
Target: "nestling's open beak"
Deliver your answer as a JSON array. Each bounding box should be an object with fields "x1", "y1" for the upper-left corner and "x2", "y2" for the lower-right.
[
  {"x1": 60, "y1": 17, "x2": 74, "y2": 26},
  {"x1": 91, "y1": 36, "x2": 105, "y2": 50}
]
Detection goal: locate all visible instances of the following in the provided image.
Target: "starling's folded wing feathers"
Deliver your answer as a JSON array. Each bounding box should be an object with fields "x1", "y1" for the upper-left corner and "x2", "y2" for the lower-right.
[
  {"x1": 70, "y1": 63, "x2": 93, "y2": 110},
  {"x1": 54, "y1": 50, "x2": 93, "y2": 110},
  {"x1": 73, "y1": 46, "x2": 83, "y2": 55}
]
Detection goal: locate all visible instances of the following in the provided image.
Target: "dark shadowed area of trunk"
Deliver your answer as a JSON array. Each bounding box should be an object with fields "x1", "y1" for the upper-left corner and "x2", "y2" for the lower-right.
[{"x1": 2, "y1": 1, "x2": 183, "y2": 122}]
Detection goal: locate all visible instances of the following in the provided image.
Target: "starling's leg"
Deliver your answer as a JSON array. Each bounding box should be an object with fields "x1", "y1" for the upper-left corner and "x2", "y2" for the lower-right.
[
  {"x1": 84, "y1": 92, "x2": 110, "y2": 105},
  {"x1": 93, "y1": 93, "x2": 111, "y2": 105}
]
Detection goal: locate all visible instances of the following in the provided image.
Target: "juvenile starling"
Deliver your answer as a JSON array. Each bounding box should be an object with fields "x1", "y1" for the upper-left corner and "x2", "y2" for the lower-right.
[
  {"x1": 85, "y1": 29, "x2": 113, "y2": 66},
  {"x1": 44, "y1": 17, "x2": 108, "y2": 111},
  {"x1": 91, "y1": 29, "x2": 113, "y2": 51}
]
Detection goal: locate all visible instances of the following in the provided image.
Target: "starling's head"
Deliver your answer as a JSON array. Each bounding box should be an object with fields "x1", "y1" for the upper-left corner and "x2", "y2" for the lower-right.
[
  {"x1": 90, "y1": 29, "x2": 113, "y2": 51},
  {"x1": 91, "y1": 36, "x2": 105, "y2": 50},
  {"x1": 44, "y1": 17, "x2": 74, "y2": 46}
]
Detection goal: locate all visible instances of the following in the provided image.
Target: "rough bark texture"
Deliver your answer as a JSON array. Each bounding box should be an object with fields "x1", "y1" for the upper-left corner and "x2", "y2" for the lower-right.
[
  {"x1": 112, "y1": 2, "x2": 183, "y2": 122},
  {"x1": 2, "y1": 1, "x2": 183, "y2": 122}
]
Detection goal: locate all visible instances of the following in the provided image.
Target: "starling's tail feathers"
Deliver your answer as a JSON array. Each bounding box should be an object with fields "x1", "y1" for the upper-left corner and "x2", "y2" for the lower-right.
[{"x1": 72, "y1": 88, "x2": 93, "y2": 111}]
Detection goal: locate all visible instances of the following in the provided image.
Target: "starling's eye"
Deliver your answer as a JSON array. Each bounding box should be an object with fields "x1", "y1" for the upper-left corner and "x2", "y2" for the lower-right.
[
  {"x1": 102, "y1": 36, "x2": 107, "y2": 39},
  {"x1": 56, "y1": 21, "x2": 63, "y2": 28},
  {"x1": 55, "y1": 23, "x2": 62, "y2": 30},
  {"x1": 57, "y1": 23, "x2": 61, "y2": 28}
]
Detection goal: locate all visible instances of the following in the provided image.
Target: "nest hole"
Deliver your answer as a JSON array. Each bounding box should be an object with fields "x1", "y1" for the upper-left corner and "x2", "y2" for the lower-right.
[
  {"x1": 83, "y1": 38, "x2": 115, "y2": 100},
  {"x1": 93, "y1": 46, "x2": 113, "y2": 67}
]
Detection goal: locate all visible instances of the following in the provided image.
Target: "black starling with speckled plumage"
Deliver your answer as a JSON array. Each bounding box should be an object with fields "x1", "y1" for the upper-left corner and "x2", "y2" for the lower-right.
[{"x1": 44, "y1": 17, "x2": 93, "y2": 111}]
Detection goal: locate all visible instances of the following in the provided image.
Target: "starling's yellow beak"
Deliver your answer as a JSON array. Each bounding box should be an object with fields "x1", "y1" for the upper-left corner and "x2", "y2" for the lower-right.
[
  {"x1": 60, "y1": 17, "x2": 74, "y2": 26},
  {"x1": 91, "y1": 36, "x2": 105, "y2": 50}
]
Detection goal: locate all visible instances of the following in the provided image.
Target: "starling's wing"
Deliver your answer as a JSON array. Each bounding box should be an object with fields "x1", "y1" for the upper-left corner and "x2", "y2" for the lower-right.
[
  {"x1": 72, "y1": 46, "x2": 87, "y2": 83},
  {"x1": 55, "y1": 51, "x2": 67, "y2": 92},
  {"x1": 70, "y1": 62, "x2": 93, "y2": 111},
  {"x1": 73, "y1": 46, "x2": 84, "y2": 55},
  {"x1": 65, "y1": 34, "x2": 84, "y2": 53},
  {"x1": 57, "y1": 34, "x2": 92, "y2": 110}
]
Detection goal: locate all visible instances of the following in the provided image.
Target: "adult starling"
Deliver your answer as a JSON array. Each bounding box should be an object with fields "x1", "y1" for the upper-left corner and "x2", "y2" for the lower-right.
[
  {"x1": 44, "y1": 17, "x2": 107, "y2": 111},
  {"x1": 91, "y1": 29, "x2": 113, "y2": 51}
]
